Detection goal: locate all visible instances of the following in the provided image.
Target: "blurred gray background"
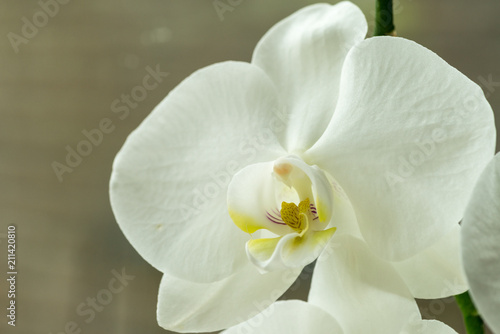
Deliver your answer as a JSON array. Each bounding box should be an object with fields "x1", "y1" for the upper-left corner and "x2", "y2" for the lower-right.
[{"x1": 0, "y1": 0, "x2": 499, "y2": 333}]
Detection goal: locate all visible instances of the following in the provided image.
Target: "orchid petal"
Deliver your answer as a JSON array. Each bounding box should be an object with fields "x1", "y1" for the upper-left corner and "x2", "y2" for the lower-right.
[
  {"x1": 402, "y1": 320, "x2": 458, "y2": 334},
  {"x1": 157, "y1": 266, "x2": 300, "y2": 332},
  {"x1": 110, "y1": 61, "x2": 287, "y2": 283},
  {"x1": 252, "y1": 2, "x2": 367, "y2": 152},
  {"x1": 307, "y1": 37, "x2": 496, "y2": 262},
  {"x1": 309, "y1": 234, "x2": 420, "y2": 334},
  {"x1": 393, "y1": 224, "x2": 468, "y2": 299},
  {"x1": 462, "y1": 153, "x2": 500, "y2": 334},
  {"x1": 222, "y1": 300, "x2": 344, "y2": 334}
]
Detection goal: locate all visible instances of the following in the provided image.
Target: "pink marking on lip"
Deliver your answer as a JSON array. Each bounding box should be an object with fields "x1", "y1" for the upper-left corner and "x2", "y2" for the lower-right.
[{"x1": 266, "y1": 211, "x2": 286, "y2": 225}]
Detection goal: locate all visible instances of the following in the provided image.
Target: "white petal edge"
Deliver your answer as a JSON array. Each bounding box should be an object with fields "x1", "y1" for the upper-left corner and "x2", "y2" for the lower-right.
[
  {"x1": 462, "y1": 153, "x2": 500, "y2": 334},
  {"x1": 252, "y1": 1, "x2": 367, "y2": 152},
  {"x1": 307, "y1": 36, "x2": 496, "y2": 262},
  {"x1": 157, "y1": 265, "x2": 300, "y2": 333},
  {"x1": 222, "y1": 300, "x2": 344, "y2": 334},
  {"x1": 110, "y1": 61, "x2": 287, "y2": 283},
  {"x1": 393, "y1": 224, "x2": 468, "y2": 299},
  {"x1": 309, "y1": 234, "x2": 420, "y2": 334},
  {"x1": 402, "y1": 320, "x2": 458, "y2": 334}
]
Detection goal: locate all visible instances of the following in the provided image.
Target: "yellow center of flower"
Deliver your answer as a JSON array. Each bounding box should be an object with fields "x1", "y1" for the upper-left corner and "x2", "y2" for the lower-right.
[{"x1": 280, "y1": 198, "x2": 310, "y2": 236}]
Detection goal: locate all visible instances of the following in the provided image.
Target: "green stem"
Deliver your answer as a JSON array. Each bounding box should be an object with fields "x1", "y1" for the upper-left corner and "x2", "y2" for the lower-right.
[
  {"x1": 374, "y1": 0, "x2": 395, "y2": 36},
  {"x1": 455, "y1": 291, "x2": 484, "y2": 334}
]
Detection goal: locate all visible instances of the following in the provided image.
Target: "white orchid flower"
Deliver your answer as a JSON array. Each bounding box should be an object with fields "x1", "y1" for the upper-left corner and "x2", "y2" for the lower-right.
[
  {"x1": 223, "y1": 299, "x2": 459, "y2": 334},
  {"x1": 462, "y1": 153, "x2": 500, "y2": 333},
  {"x1": 110, "y1": 1, "x2": 496, "y2": 332}
]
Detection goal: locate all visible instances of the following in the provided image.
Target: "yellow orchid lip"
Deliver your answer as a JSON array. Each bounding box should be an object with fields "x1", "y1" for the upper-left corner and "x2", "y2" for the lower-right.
[{"x1": 246, "y1": 225, "x2": 337, "y2": 273}]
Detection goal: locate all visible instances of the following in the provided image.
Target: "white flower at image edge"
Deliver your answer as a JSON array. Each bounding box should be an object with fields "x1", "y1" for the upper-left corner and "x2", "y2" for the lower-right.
[
  {"x1": 109, "y1": 2, "x2": 496, "y2": 333},
  {"x1": 462, "y1": 152, "x2": 500, "y2": 334},
  {"x1": 222, "y1": 300, "x2": 459, "y2": 334}
]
